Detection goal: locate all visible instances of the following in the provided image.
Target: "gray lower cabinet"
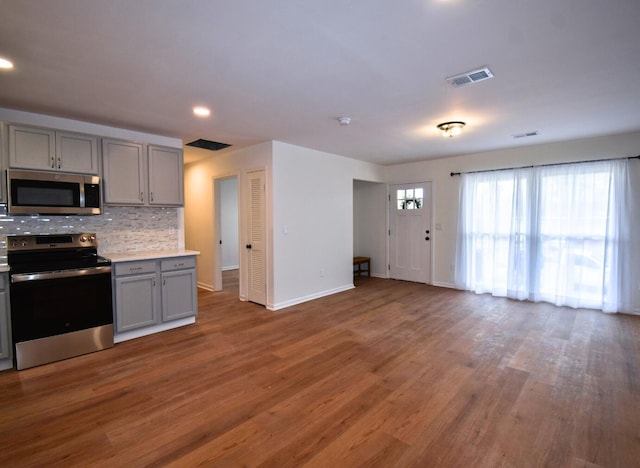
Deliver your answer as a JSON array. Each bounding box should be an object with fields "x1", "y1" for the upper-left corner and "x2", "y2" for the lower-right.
[
  {"x1": 0, "y1": 273, "x2": 11, "y2": 361},
  {"x1": 113, "y1": 256, "x2": 197, "y2": 334},
  {"x1": 161, "y1": 258, "x2": 198, "y2": 321}
]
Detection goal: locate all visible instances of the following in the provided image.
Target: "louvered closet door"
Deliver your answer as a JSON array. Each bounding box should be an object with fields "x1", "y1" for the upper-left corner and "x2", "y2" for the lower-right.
[{"x1": 247, "y1": 170, "x2": 266, "y2": 305}]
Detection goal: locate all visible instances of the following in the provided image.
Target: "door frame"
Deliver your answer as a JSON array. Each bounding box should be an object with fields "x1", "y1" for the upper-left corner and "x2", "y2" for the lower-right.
[{"x1": 387, "y1": 180, "x2": 434, "y2": 284}]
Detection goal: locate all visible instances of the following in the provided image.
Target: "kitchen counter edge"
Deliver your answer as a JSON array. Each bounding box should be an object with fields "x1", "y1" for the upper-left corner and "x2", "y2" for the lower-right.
[{"x1": 104, "y1": 250, "x2": 200, "y2": 263}]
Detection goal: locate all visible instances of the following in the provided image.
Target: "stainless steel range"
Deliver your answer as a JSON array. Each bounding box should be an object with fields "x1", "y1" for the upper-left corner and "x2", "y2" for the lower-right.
[{"x1": 8, "y1": 233, "x2": 113, "y2": 370}]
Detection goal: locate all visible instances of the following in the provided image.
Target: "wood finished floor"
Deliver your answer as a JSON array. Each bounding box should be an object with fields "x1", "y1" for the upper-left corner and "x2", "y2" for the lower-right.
[
  {"x1": 222, "y1": 268, "x2": 239, "y2": 292},
  {"x1": 1, "y1": 277, "x2": 639, "y2": 467}
]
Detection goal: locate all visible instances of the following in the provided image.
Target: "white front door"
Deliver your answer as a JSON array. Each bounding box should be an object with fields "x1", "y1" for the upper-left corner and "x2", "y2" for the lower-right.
[
  {"x1": 247, "y1": 170, "x2": 266, "y2": 305},
  {"x1": 389, "y1": 182, "x2": 432, "y2": 283}
]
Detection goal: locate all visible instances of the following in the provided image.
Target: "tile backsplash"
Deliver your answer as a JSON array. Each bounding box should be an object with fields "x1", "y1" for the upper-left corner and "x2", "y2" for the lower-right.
[{"x1": 0, "y1": 205, "x2": 180, "y2": 261}]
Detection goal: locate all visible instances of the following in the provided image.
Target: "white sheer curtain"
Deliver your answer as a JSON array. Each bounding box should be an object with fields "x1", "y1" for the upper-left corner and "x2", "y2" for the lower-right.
[{"x1": 455, "y1": 159, "x2": 640, "y2": 314}]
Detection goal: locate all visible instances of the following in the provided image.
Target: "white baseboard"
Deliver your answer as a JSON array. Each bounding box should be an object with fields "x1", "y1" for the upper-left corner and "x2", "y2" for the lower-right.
[
  {"x1": 431, "y1": 281, "x2": 457, "y2": 289},
  {"x1": 269, "y1": 284, "x2": 355, "y2": 311},
  {"x1": 197, "y1": 281, "x2": 215, "y2": 291},
  {"x1": 114, "y1": 317, "x2": 196, "y2": 343},
  {"x1": 222, "y1": 265, "x2": 239, "y2": 271}
]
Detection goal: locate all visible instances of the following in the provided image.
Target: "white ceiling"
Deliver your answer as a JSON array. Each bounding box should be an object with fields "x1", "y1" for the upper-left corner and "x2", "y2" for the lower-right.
[{"x1": 1, "y1": 0, "x2": 639, "y2": 166}]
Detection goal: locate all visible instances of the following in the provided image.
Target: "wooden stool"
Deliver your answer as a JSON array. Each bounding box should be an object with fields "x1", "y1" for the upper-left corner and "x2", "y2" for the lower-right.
[{"x1": 353, "y1": 256, "x2": 371, "y2": 277}]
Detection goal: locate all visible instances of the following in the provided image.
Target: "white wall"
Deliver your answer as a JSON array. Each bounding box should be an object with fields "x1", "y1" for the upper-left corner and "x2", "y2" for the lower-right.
[
  {"x1": 353, "y1": 180, "x2": 387, "y2": 278},
  {"x1": 219, "y1": 177, "x2": 239, "y2": 269},
  {"x1": 384, "y1": 131, "x2": 640, "y2": 287},
  {"x1": 184, "y1": 142, "x2": 272, "y2": 296},
  {"x1": 271, "y1": 141, "x2": 383, "y2": 309}
]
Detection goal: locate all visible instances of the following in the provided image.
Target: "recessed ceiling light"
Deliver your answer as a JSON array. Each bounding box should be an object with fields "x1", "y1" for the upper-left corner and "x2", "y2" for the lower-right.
[
  {"x1": 0, "y1": 57, "x2": 14, "y2": 70},
  {"x1": 193, "y1": 106, "x2": 210, "y2": 117}
]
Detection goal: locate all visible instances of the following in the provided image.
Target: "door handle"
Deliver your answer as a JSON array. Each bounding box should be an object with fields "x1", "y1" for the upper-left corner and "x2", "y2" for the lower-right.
[{"x1": 246, "y1": 244, "x2": 252, "y2": 249}]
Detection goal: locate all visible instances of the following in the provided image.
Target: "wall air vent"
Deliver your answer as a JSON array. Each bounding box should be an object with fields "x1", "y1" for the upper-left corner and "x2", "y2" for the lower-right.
[
  {"x1": 446, "y1": 66, "x2": 494, "y2": 88},
  {"x1": 186, "y1": 139, "x2": 231, "y2": 151},
  {"x1": 513, "y1": 131, "x2": 540, "y2": 139}
]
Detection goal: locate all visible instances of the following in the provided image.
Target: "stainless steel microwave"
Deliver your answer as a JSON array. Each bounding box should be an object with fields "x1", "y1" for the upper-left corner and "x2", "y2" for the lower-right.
[{"x1": 7, "y1": 169, "x2": 101, "y2": 215}]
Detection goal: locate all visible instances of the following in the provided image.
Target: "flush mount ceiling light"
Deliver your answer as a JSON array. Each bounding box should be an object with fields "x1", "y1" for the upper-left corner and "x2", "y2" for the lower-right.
[
  {"x1": 193, "y1": 106, "x2": 210, "y2": 117},
  {"x1": 0, "y1": 57, "x2": 14, "y2": 69},
  {"x1": 337, "y1": 117, "x2": 351, "y2": 126},
  {"x1": 437, "y1": 121, "x2": 466, "y2": 138}
]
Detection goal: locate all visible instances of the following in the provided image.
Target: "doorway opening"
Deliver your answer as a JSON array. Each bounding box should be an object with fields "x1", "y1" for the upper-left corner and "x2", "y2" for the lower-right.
[
  {"x1": 353, "y1": 180, "x2": 387, "y2": 282},
  {"x1": 214, "y1": 175, "x2": 239, "y2": 294}
]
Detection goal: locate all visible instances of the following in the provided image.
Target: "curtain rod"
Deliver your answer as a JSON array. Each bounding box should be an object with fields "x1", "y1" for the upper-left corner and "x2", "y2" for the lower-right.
[{"x1": 450, "y1": 155, "x2": 640, "y2": 177}]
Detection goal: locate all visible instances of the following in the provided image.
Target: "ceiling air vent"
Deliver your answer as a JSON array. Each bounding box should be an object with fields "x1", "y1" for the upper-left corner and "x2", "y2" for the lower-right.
[
  {"x1": 513, "y1": 131, "x2": 540, "y2": 139},
  {"x1": 446, "y1": 66, "x2": 494, "y2": 88},
  {"x1": 186, "y1": 139, "x2": 231, "y2": 151}
]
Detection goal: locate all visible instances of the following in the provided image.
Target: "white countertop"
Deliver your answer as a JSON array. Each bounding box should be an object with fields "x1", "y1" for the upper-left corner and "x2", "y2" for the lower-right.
[
  {"x1": 0, "y1": 264, "x2": 9, "y2": 273},
  {"x1": 104, "y1": 249, "x2": 200, "y2": 263}
]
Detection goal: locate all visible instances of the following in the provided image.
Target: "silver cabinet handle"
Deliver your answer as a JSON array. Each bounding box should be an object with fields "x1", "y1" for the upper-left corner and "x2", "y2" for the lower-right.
[
  {"x1": 57, "y1": 156, "x2": 62, "y2": 169},
  {"x1": 150, "y1": 192, "x2": 154, "y2": 202},
  {"x1": 140, "y1": 192, "x2": 144, "y2": 202}
]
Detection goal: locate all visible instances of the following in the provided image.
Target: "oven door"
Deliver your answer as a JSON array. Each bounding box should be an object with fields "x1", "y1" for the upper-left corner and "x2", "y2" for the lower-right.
[{"x1": 10, "y1": 267, "x2": 113, "y2": 344}]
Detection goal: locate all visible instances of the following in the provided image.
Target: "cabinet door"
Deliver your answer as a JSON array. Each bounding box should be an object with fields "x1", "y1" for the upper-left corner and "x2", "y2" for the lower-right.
[
  {"x1": 115, "y1": 274, "x2": 160, "y2": 332},
  {"x1": 0, "y1": 271, "x2": 10, "y2": 360},
  {"x1": 56, "y1": 131, "x2": 99, "y2": 174},
  {"x1": 0, "y1": 124, "x2": 6, "y2": 204},
  {"x1": 148, "y1": 145, "x2": 184, "y2": 206},
  {"x1": 0, "y1": 290, "x2": 9, "y2": 360},
  {"x1": 161, "y1": 269, "x2": 197, "y2": 321},
  {"x1": 102, "y1": 139, "x2": 145, "y2": 205},
  {"x1": 9, "y1": 125, "x2": 56, "y2": 170}
]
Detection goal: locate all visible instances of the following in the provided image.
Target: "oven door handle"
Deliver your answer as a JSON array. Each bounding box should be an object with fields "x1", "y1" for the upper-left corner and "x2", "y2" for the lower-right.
[{"x1": 11, "y1": 266, "x2": 112, "y2": 283}]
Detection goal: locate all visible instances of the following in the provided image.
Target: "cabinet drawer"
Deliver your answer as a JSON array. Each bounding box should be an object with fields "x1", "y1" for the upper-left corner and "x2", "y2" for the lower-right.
[
  {"x1": 161, "y1": 257, "x2": 196, "y2": 272},
  {"x1": 114, "y1": 260, "x2": 157, "y2": 276}
]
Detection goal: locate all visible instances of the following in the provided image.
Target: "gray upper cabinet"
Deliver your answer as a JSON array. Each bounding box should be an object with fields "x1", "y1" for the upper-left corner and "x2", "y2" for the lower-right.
[
  {"x1": 9, "y1": 124, "x2": 99, "y2": 174},
  {"x1": 102, "y1": 139, "x2": 183, "y2": 207},
  {"x1": 102, "y1": 138, "x2": 145, "y2": 205},
  {"x1": 56, "y1": 131, "x2": 100, "y2": 174},
  {"x1": 148, "y1": 145, "x2": 184, "y2": 206}
]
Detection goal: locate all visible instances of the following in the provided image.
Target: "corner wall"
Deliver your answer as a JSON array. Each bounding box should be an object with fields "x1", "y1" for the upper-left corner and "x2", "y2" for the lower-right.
[{"x1": 271, "y1": 141, "x2": 383, "y2": 309}]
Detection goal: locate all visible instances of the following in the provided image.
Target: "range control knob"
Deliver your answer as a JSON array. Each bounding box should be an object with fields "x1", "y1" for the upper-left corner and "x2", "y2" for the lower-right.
[{"x1": 80, "y1": 236, "x2": 87, "y2": 242}]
